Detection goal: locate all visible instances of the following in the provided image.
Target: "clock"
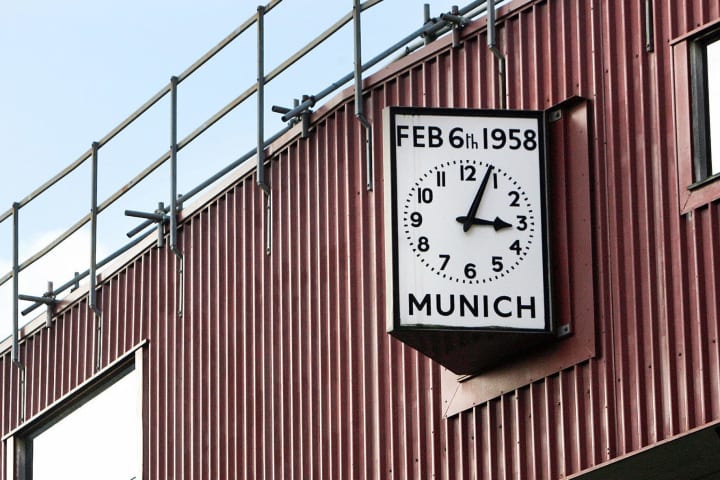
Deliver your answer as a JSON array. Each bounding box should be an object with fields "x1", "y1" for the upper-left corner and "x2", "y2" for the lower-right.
[
  {"x1": 384, "y1": 107, "x2": 552, "y2": 332},
  {"x1": 402, "y1": 159, "x2": 536, "y2": 285}
]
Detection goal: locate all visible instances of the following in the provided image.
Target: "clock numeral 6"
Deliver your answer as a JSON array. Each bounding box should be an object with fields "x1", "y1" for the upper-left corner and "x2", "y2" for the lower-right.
[
  {"x1": 464, "y1": 263, "x2": 477, "y2": 279},
  {"x1": 418, "y1": 236, "x2": 430, "y2": 252},
  {"x1": 410, "y1": 211, "x2": 423, "y2": 227},
  {"x1": 492, "y1": 256, "x2": 504, "y2": 272}
]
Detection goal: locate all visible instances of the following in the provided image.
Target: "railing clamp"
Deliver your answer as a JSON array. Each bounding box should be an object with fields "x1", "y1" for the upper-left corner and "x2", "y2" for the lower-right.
[
  {"x1": 70, "y1": 272, "x2": 81, "y2": 292},
  {"x1": 125, "y1": 202, "x2": 169, "y2": 248},
  {"x1": 274, "y1": 95, "x2": 315, "y2": 138},
  {"x1": 19, "y1": 281, "x2": 56, "y2": 328},
  {"x1": 440, "y1": 6, "x2": 467, "y2": 48}
]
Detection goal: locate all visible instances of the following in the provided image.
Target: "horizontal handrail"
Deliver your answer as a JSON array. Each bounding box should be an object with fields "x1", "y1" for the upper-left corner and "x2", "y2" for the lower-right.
[
  {"x1": 0, "y1": 0, "x2": 385, "y2": 289},
  {"x1": 0, "y1": 0, "x2": 284, "y2": 225},
  {"x1": 20, "y1": 228, "x2": 156, "y2": 317},
  {"x1": 2, "y1": 0, "x2": 492, "y2": 318}
]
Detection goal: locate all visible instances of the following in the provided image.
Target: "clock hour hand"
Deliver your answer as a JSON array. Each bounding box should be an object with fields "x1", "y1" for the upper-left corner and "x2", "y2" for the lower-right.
[
  {"x1": 455, "y1": 216, "x2": 513, "y2": 231},
  {"x1": 461, "y1": 165, "x2": 494, "y2": 232}
]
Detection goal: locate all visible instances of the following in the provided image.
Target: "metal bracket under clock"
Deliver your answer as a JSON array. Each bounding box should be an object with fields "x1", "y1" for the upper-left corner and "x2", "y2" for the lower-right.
[
  {"x1": 548, "y1": 108, "x2": 563, "y2": 123},
  {"x1": 557, "y1": 323, "x2": 572, "y2": 338}
]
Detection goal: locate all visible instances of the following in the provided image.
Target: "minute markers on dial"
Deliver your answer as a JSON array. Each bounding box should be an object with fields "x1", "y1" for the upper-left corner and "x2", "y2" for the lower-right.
[{"x1": 402, "y1": 160, "x2": 535, "y2": 284}]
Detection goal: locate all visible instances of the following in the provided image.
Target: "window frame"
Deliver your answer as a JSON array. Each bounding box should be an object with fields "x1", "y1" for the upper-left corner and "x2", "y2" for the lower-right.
[
  {"x1": 3, "y1": 343, "x2": 144, "y2": 480},
  {"x1": 673, "y1": 19, "x2": 720, "y2": 212},
  {"x1": 689, "y1": 28, "x2": 720, "y2": 187}
]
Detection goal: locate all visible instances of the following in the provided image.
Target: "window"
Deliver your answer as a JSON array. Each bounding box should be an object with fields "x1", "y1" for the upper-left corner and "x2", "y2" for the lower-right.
[
  {"x1": 31, "y1": 367, "x2": 140, "y2": 480},
  {"x1": 690, "y1": 29, "x2": 720, "y2": 184},
  {"x1": 672, "y1": 20, "x2": 720, "y2": 212},
  {"x1": 5, "y1": 348, "x2": 143, "y2": 480}
]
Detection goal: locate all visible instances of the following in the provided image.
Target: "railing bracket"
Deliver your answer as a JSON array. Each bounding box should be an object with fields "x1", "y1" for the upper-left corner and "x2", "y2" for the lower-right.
[
  {"x1": 125, "y1": 202, "x2": 169, "y2": 248},
  {"x1": 275, "y1": 94, "x2": 316, "y2": 138},
  {"x1": 19, "y1": 281, "x2": 57, "y2": 328},
  {"x1": 440, "y1": 6, "x2": 467, "y2": 48}
]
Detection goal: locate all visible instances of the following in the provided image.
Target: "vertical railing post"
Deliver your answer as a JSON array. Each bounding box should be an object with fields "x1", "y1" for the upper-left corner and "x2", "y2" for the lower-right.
[
  {"x1": 12, "y1": 201, "x2": 26, "y2": 423},
  {"x1": 257, "y1": 5, "x2": 271, "y2": 255},
  {"x1": 645, "y1": 0, "x2": 654, "y2": 52},
  {"x1": 45, "y1": 281, "x2": 54, "y2": 328},
  {"x1": 90, "y1": 141, "x2": 102, "y2": 371},
  {"x1": 169, "y1": 75, "x2": 184, "y2": 316},
  {"x1": 487, "y1": 0, "x2": 507, "y2": 109},
  {"x1": 423, "y1": 4, "x2": 436, "y2": 46},
  {"x1": 170, "y1": 76, "x2": 179, "y2": 253},
  {"x1": 354, "y1": 0, "x2": 373, "y2": 191},
  {"x1": 11, "y1": 202, "x2": 20, "y2": 367}
]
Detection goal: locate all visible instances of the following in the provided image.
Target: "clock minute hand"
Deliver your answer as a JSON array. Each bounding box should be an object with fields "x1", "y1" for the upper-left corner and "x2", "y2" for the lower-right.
[{"x1": 461, "y1": 165, "x2": 494, "y2": 232}]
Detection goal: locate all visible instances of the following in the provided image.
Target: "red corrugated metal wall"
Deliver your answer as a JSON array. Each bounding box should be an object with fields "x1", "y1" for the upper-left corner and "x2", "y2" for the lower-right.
[{"x1": 2, "y1": 0, "x2": 720, "y2": 478}]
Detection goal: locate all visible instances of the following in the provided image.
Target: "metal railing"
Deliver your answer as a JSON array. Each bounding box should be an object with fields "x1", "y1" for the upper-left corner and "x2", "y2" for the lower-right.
[{"x1": 1, "y1": 0, "x2": 497, "y2": 367}]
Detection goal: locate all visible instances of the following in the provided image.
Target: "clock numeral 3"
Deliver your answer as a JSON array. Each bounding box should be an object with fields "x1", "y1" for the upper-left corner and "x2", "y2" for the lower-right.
[{"x1": 516, "y1": 215, "x2": 527, "y2": 231}]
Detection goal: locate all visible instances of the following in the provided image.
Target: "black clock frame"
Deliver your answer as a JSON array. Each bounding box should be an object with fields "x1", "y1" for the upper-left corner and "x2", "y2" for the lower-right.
[{"x1": 384, "y1": 106, "x2": 555, "y2": 373}]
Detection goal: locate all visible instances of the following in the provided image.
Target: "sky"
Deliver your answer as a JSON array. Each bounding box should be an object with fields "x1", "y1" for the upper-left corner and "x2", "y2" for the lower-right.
[{"x1": 0, "y1": 0, "x2": 476, "y2": 342}]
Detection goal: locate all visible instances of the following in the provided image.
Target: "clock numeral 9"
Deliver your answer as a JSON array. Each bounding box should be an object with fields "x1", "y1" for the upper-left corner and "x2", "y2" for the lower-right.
[
  {"x1": 464, "y1": 263, "x2": 477, "y2": 279},
  {"x1": 417, "y1": 236, "x2": 430, "y2": 252},
  {"x1": 492, "y1": 256, "x2": 504, "y2": 272},
  {"x1": 417, "y1": 187, "x2": 433, "y2": 204},
  {"x1": 410, "y1": 211, "x2": 423, "y2": 227}
]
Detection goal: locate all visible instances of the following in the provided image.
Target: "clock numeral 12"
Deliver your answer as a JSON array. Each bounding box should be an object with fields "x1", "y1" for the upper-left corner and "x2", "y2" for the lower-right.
[{"x1": 460, "y1": 164, "x2": 476, "y2": 181}]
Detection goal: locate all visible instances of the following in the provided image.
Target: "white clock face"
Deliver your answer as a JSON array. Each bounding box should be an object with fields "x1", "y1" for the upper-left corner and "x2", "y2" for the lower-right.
[
  {"x1": 402, "y1": 159, "x2": 536, "y2": 284},
  {"x1": 384, "y1": 107, "x2": 550, "y2": 331}
]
